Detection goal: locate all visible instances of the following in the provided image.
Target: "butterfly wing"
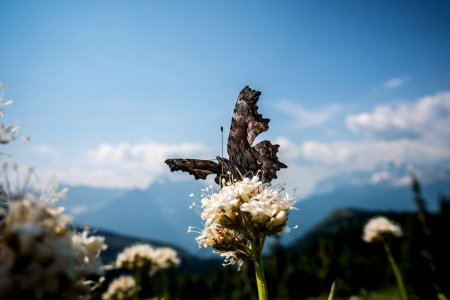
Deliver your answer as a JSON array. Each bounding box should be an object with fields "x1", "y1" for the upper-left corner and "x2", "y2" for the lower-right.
[
  {"x1": 164, "y1": 86, "x2": 287, "y2": 184},
  {"x1": 226, "y1": 86, "x2": 287, "y2": 182},
  {"x1": 228, "y1": 86, "x2": 268, "y2": 155},
  {"x1": 165, "y1": 159, "x2": 221, "y2": 180},
  {"x1": 253, "y1": 141, "x2": 287, "y2": 182}
]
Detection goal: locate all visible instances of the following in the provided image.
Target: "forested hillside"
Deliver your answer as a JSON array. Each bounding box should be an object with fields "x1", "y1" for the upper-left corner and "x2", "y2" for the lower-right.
[{"x1": 95, "y1": 181, "x2": 450, "y2": 299}]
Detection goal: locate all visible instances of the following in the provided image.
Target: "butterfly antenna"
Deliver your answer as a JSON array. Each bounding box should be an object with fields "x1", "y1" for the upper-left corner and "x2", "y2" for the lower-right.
[
  {"x1": 221, "y1": 126, "x2": 224, "y2": 160},
  {"x1": 220, "y1": 126, "x2": 225, "y2": 186}
]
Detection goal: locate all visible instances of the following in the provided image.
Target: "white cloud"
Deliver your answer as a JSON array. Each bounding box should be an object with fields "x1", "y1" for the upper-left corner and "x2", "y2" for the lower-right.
[
  {"x1": 370, "y1": 171, "x2": 391, "y2": 184},
  {"x1": 277, "y1": 137, "x2": 450, "y2": 169},
  {"x1": 383, "y1": 76, "x2": 409, "y2": 89},
  {"x1": 39, "y1": 141, "x2": 211, "y2": 189},
  {"x1": 346, "y1": 91, "x2": 450, "y2": 141},
  {"x1": 275, "y1": 136, "x2": 450, "y2": 195},
  {"x1": 274, "y1": 101, "x2": 340, "y2": 129},
  {"x1": 275, "y1": 92, "x2": 450, "y2": 194}
]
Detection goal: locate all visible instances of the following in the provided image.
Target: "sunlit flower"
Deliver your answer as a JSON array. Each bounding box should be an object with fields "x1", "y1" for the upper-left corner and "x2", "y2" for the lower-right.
[
  {"x1": 101, "y1": 276, "x2": 139, "y2": 300},
  {"x1": 190, "y1": 175, "x2": 296, "y2": 269},
  {"x1": 0, "y1": 84, "x2": 24, "y2": 144},
  {"x1": 153, "y1": 247, "x2": 181, "y2": 269},
  {"x1": 363, "y1": 216, "x2": 408, "y2": 300},
  {"x1": 116, "y1": 243, "x2": 180, "y2": 274},
  {"x1": 72, "y1": 229, "x2": 108, "y2": 274},
  {"x1": 0, "y1": 186, "x2": 107, "y2": 300},
  {"x1": 363, "y1": 216, "x2": 403, "y2": 243},
  {"x1": 116, "y1": 243, "x2": 156, "y2": 271}
]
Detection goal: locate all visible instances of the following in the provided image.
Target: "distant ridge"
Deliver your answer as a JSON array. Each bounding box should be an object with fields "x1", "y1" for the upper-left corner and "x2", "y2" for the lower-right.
[{"x1": 81, "y1": 226, "x2": 222, "y2": 275}]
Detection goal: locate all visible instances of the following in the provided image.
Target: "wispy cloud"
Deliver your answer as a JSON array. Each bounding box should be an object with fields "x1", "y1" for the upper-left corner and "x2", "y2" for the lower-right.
[
  {"x1": 31, "y1": 144, "x2": 61, "y2": 159},
  {"x1": 274, "y1": 101, "x2": 340, "y2": 129},
  {"x1": 383, "y1": 76, "x2": 410, "y2": 89},
  {"x1": 39, "y1": 141, "x2": 211, "y2": 189}
]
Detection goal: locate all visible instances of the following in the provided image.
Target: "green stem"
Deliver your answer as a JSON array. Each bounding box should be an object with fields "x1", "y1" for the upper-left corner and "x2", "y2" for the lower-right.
[
  {"x1": 383, "y1": 241, "x2": 408, "y2": 300},
  {"x1": 133, "y1": 267, "x2": 147, "y2": 299},
  {"x1": 163, "y1": 271, "x2": 170, "y2": 300},
  {"x1": 327, "y1": 281, "x2": 336, "y2": 300},
  {"x1": 253, "y1": 254, "x2": 269, "y2": 300}
]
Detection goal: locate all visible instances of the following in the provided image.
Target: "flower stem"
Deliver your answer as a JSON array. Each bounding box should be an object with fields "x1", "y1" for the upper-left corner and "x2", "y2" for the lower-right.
[
  {"x1": 383, "y1": 241, "x2": 408, "y2": 300},
  {"x1": 327, "y1": 280, "x2": 336, "y2": 300},
  {"x1": 253, "y1": 254, "x2": 269, "y2": 300}
]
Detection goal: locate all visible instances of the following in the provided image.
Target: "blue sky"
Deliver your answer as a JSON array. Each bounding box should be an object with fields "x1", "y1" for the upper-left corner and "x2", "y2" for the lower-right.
[{"x1": 1, "y1": 1, "x2": 450, "y2": 195}]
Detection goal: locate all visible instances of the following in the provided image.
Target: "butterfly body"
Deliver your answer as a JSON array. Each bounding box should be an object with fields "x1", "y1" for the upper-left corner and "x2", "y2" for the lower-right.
[{"x1": 165, "y1": 86, "x2": 287, "y2": 184}]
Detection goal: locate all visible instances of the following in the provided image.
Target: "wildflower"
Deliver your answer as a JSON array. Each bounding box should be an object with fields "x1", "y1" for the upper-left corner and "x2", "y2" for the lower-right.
[
  {"x1": 116, "y1": 243, "x2": 157, "y2": 271},
  {"x1": 188, "y1": 176, "x2": 297, "y2": 300},
  {"x1": 363, "y1": 216, "x2": 403, "y2": 243},
  {"x1": 72, "y1": 229, "x2": 108, "y2": 273},
  {"x1": 363, "y1": 216, "x2": 408, "y2": 300},
  {"x1": 116, "y1": 243, "x2": 180, "y2": 274},
  {"x1": 191, "y1": 176, "x2": 296, "y2": 269},
  {"x1": 101, "y1": 276, "x2": 139, "y2": 300},
  {"x1": 153, "y1": 247, "x2": 181, "y2": 270},
  {"x1": 0, "y1": 187, "x2": 107, "y2": 300},
  {"x1": 0, "y1": 84, "x2": 23, "y2": 145}
]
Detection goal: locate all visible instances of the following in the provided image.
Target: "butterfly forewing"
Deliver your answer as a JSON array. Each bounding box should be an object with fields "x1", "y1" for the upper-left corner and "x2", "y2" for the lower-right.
[{"x1": 165, "y1": 159, "x2": 221, "y2": 180}]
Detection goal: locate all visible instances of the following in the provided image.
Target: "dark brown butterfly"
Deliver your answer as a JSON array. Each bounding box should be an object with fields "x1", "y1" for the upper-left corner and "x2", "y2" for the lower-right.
[{"x1": 165, "y1": 86, "x2": 287, "y2": 184}]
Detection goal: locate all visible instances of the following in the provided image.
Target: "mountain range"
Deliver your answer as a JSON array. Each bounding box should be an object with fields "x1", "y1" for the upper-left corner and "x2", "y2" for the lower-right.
[{"x1": 63, "y1": 172, "x2": 450, "y2": 256}]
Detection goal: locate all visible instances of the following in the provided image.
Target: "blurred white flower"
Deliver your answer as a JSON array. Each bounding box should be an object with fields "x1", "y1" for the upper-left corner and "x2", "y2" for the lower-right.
[
  {"x1": 0, "y1": 84, "x2": 24, "y2": 145},
  {"x1": 153, "y1": 247, "x2": 181, "y2": 270},
  {"x1": 363, "y1": 216, "x2": 403, "y2": 243},
  {"x1": 116, "y1": 243, "x2": 180, "y2": 274},
  {"x1": 0, "y1": 186, "x2": 107, "y2": 299},
  {"x1": 101, "y1": 275, "x2": 139, "y2": 300},
  {"x1": 72, "y1": 229, "x2": 107, "y2": 273},
  {"x1": 0, "y1": 124, "x2": 18, "y2": 144}
]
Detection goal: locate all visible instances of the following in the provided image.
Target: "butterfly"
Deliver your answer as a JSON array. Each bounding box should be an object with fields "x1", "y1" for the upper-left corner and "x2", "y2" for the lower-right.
[{"x1": 165, "y1": 86, "x2": 287, "y2": 184}]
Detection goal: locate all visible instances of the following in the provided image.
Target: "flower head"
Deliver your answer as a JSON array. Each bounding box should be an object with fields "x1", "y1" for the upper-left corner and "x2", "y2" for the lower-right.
[
  {"x1": 190, "y1": 176, "x2": 296, "y2": 269},
  {"x1": 363, "y1": 216, "x2": 403, "y2": 243},
  {"x1": 116, "y1": 243, "x2": 180, "y2": 274},
  {"x1": 0, "y1": 187, "x2": 107, "y2": 299},
  {"x1": 0, "y1": 83, "x2": 28, "y2": 144},
  {"x1": 101, "y1": 276, "x2": 139, "y2": 300},
  {"x1": 153, "y1": 246, "x2": 181, "y2": 269}
]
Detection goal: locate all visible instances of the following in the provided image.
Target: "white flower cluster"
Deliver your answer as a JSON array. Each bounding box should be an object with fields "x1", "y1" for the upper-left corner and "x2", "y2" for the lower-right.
[
  {"x1": 190, "y1": 176, "x2": 296, "y2": 269},
  {"x1": 0, "y1": 188, "x2": 107, "y2": 299},
  {"x1": 116, "y1": 243, "x2": 180, "y2": 274},
  {"x1": 101, "y1": 275, "x2": 139, "y2": 300},
  {"x1": 363, "y1": 216, "x2": 403, "y2": 243},
  {"x1": 0, "y1": 83, "x2": 28, "y2": 144}
]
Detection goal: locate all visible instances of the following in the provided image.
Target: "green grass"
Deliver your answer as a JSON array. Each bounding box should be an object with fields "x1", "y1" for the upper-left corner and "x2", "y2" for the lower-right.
[{"x1": 306, "y1": 287, "x2": 419, "y2": 300}]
